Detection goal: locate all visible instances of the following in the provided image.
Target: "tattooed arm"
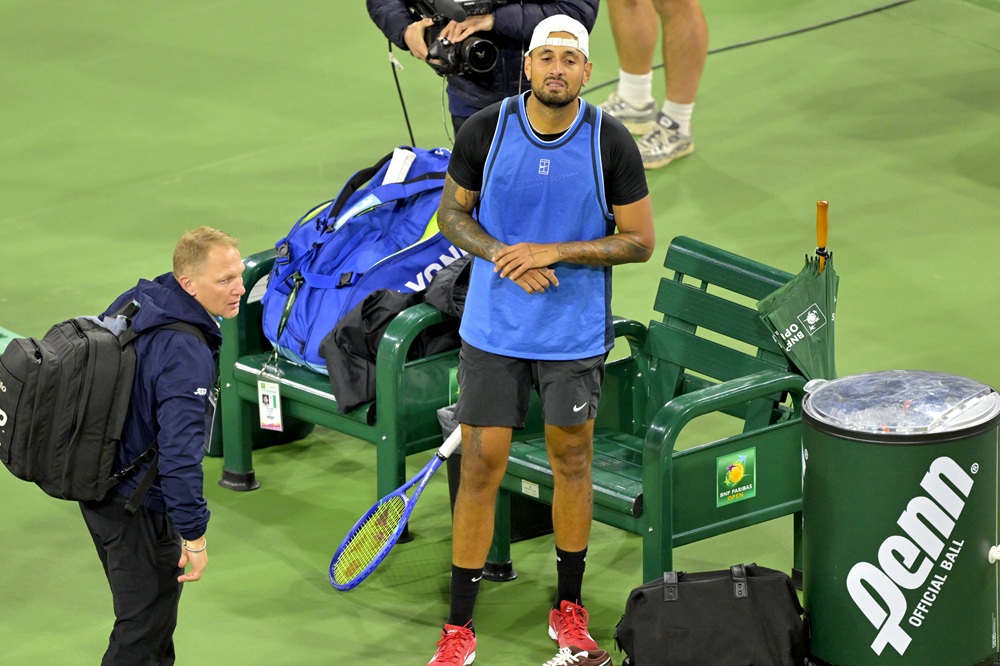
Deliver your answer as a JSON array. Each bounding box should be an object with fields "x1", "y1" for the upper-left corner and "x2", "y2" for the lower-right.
[
  {"x1": 492, "y1": 194, "x2": 655, "y2": 281},
  {"x1": 438, "y1": 174, "x2": 502, "y2": 261},
  {"x1": 438, "y1": 174, "x2": 559, "y2": 294}
]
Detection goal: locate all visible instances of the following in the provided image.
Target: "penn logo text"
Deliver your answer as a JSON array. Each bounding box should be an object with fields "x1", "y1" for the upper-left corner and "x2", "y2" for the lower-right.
[{"x1": 846, "y1": 456, "x2": 973, "y2": 656}]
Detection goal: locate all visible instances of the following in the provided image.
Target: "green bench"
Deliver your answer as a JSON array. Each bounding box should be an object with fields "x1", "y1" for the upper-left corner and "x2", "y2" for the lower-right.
[
  {"x1": 219, "y1": 237, "x2": 808, "y2": 586},
  {"x1": 217, "y1": 248, "x2": 460, "y2": 499},
  {"x1": 485, "y1": 236, "x2": 808, "y2": 584}
]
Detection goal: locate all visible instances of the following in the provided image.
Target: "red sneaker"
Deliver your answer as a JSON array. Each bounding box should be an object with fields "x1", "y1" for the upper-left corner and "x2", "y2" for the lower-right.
[
  {"x1": 427, "y1": 624, "x2": 476, "y2": 665},
  {"x1": 548, "y1": 601, "x2": 599, "y2": 651}
]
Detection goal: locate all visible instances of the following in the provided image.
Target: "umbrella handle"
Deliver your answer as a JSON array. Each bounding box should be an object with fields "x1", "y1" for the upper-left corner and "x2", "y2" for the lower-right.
[{"x1": 816, "y1": 200, "x2": 829, "y2": 273}]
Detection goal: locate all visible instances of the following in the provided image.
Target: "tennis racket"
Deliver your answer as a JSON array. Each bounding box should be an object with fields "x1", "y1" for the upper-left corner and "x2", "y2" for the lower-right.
[{"x1": 329, "y1": 427, "x2": 463, "y2": 591}]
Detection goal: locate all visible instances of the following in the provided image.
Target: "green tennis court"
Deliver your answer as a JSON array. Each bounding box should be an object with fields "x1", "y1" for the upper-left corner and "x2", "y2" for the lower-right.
[{"x1": 2, "y1": 0, "x2": 998, "y2": 662}]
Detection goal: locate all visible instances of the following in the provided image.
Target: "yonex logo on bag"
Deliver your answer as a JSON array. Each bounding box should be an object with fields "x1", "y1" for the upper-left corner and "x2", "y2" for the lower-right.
[
  {"x1": 0, "y1": 379, "x2": 6, "y2": 392},
  {"x1": 0, "y1": 407, "x2": 7, "y2": 427},
  {"x1": 404, "y1": 245, "x2": 468, "y2": 291}
]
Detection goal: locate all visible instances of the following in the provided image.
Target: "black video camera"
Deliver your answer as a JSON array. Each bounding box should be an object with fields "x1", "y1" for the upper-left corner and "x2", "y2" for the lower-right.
[{"x1": 408, "y1": 0, "x2": 505, "y2": 76}]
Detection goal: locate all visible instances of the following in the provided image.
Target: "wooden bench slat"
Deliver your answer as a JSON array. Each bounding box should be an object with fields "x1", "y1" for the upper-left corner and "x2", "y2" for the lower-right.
[
  {"x1": 653, "y1": 278, "x2": 780, "y2": 352},
  {"x1": 506, "y1": 431, "x2": 645, "y2": 517},
  {"x1": 645, "y1": 321, "x2": 783, "y2": 383},
  {"x1": 664, "y1": 236, "x2": 793, "y2": 300},
  {"x1": 233, "y1": 355, "x2": 377, "y2": 425}
]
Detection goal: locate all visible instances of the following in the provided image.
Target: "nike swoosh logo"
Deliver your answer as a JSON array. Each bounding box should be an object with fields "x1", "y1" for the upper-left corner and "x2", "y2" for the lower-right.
[
  {"x1": 573, "y1": 403, "x2": 587, "y2": 412},
  {"x1": 471, "y1": 575, "x2": 483, "y2": 583}
]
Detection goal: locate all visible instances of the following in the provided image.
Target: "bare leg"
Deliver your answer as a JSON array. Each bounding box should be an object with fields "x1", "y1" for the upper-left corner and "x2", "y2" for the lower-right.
[
  {"x1": 546, "y1": 421, "x2": 595, "y2": 552},
  {"x1": 606, "y1": 0, "x2": 658, "y2": 76},
  {"x1": 451, "y1": 424, "x2": 513, "y2": 568},
  {"x1": 654, "y1": 0, "x2": 708, "y2": 104}
]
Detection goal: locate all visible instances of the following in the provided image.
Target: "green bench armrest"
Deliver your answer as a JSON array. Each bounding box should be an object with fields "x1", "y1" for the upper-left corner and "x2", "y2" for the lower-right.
[{"x1": 644, "y1": 369, "x2": 806, "y2": 461}]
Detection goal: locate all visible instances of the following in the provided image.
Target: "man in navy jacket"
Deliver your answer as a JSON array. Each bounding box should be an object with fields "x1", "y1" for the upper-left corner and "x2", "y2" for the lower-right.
[
  {"x1": 366, "y1": 0, "x2": 598, "y2": 133},
  {"x1": 80, "y1": 227, "x2": 244, "y2": 665}
]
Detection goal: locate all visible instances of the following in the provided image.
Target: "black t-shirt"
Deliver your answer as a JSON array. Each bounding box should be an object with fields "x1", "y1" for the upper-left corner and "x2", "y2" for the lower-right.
[{"x1": 448, "y1": 94, "x2": 649, "y2": 213}]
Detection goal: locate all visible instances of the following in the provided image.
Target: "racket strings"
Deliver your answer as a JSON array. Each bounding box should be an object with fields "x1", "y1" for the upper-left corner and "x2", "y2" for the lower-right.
[{"x1": 332, "y1": 495, "x2": 407, "y2": 585}]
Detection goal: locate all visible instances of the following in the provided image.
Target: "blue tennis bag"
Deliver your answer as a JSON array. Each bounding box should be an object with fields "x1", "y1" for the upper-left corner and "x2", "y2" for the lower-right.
[{"x1": 261, "y1": 146, "x2": 464, "y2": 373}]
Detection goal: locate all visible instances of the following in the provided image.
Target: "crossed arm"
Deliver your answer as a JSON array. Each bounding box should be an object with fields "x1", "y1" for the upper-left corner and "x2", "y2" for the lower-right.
[{"x1": 437, "y1": 175, "x2": 656, "y2": 293}]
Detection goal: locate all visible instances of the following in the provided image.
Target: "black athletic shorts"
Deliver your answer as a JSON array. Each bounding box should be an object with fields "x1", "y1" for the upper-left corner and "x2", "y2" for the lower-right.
[{"x1": 453, "y1": 341, "x2": 605, "y2": 428}]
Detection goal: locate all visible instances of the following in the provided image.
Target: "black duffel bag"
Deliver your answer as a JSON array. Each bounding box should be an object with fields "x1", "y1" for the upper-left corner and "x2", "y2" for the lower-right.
[{"x1": 615, "y1": 563, "x2": 809, "y2": 666}]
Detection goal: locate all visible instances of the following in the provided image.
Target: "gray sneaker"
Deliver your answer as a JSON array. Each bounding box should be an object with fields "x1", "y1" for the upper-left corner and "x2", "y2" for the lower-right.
[
  {"x1": 637, "y1": 113, "x2": 694, "y2": 169},
  {"x1": 598, "y1": 91, "x2": 657, "y2": 134}
]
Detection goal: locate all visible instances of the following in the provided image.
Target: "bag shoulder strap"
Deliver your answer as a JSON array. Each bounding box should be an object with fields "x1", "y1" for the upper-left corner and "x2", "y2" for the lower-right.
[
  {"x1": 158, "y1": 320, "x2": 208, "y2": 345},
  {"x1": 120, "y1": 448, "x2": 159, "y2": 515},
  {"x1": 329, "y1": 150, "x2": 395, "y2": 219},
  {"x1": 328, "y1": 148, "x2": 448, "y2": 219}
]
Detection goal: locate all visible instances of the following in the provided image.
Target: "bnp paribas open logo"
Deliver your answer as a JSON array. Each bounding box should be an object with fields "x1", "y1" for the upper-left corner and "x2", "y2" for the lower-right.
[
  {"x1": 798, "y1": 303, "x2": 828, "y2": 335},
  {"x1": 716, "y1": 447, "x2": 757, "y2": 507}
]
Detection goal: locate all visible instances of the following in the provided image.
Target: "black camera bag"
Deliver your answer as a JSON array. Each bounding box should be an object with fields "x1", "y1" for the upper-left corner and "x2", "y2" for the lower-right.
[{"x1": 615, "y1": 563, "x2": 808, "y2": 666}]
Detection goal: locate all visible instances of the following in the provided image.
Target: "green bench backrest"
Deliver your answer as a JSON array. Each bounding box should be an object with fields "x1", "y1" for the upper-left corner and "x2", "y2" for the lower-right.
[{"x1": 640, "y1": 236, "x2": 795, "y2": 433}]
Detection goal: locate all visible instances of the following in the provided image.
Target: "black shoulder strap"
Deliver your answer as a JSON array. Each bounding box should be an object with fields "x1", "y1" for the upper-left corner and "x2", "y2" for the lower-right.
[
  {"x1": 329, "y1": 150, "x2": 395, "y2": 219},
  {"x1": 119, "y1": 448, "x2": 159, "y2": 516},
  {"x1": 160, "y1": 320, "x2": 208, "y2": 344}
]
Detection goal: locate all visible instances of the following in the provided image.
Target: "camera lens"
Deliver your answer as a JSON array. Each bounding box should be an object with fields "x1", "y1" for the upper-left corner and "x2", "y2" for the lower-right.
[{"x1": 461, "y1": 38, "x2": 498, "y2": 73}]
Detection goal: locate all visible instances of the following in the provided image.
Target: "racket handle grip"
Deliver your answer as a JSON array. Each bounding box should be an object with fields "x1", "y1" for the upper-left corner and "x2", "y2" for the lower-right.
[{"x1": 439, "y1": 427, "x2": 463, "y2": 459}]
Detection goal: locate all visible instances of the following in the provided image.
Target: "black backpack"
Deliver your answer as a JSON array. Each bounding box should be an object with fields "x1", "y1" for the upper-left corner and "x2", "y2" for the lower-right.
[{"x1": 0, "y1": 301, "x2": 205, "y2": 511}]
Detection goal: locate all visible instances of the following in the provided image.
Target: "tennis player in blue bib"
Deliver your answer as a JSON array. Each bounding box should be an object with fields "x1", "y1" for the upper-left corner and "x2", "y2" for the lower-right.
[{"x1": 431, "y1": 14, "x2": 655, "y2": 666}]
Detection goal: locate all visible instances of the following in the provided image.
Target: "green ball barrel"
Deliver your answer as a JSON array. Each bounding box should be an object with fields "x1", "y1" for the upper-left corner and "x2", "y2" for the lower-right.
[{"x1": 802, "y1": 372, "x2": 1000, "y2": 666}]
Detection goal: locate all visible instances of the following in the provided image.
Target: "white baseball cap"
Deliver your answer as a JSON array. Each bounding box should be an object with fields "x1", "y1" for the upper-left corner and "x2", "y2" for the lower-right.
[{"x1": 527, "y1": 15, "x2": 590, "y2": 60}]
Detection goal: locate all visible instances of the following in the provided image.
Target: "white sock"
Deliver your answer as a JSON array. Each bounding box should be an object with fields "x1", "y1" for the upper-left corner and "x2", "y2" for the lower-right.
[
  {"x1": 617, "y1": 70, "x2": 654, "y2": 109},
  {"x1": 662, "y1": 100, "x2": 694, "y2": 135}
]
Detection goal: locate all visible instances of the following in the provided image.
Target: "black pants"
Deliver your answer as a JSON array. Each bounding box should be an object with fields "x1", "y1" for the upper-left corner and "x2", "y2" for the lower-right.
[{"x1": 80, "y1": 494, "x2": 183, "y2": 666}]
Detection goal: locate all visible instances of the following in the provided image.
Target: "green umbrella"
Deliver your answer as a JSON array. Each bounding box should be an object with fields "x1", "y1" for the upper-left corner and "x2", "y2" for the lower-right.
[{"x1": 757, "y1": 202, "x2": 839, "y2": 380}]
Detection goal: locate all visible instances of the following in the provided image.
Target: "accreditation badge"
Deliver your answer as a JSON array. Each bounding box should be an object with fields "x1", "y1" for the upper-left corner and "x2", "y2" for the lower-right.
[{"x1": 258, "y1": 380, "x2": 283, "y2": 432}]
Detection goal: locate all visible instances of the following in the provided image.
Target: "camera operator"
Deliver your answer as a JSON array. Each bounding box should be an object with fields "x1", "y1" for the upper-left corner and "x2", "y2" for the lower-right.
[{"x1": 367, "y1": 0, "x2": 598, "y2": 134}]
